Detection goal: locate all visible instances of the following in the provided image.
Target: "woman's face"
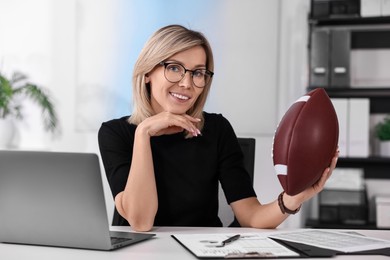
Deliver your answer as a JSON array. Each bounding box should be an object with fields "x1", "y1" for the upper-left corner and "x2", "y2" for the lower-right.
[{"x1": 146, "y1": 46, "x2": 206, "y2": 115}]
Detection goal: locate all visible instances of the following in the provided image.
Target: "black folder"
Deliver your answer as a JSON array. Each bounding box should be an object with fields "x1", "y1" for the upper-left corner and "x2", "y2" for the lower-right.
[{"x1": 272, "y1": 238, "x2": 390, "y2": 258}]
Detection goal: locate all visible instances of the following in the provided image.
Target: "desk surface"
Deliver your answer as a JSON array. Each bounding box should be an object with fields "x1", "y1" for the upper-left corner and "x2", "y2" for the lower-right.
[{"x1": 1, "y1": 227, "x2": 389, "y2": 259}]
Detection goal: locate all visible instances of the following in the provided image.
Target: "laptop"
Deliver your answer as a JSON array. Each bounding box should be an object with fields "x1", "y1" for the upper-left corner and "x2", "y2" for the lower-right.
[{"x1": 0, "y1": 150, "x2": 155, "y2": 250}]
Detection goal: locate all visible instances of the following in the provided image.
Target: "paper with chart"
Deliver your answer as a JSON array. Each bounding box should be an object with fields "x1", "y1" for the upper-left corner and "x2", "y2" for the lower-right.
[
  {"x1": 172, "y1": 233, "x2": 299, "y2": 258},
  {"x1": 269, "y1": 229, "x2": 390, "y2": 253}
]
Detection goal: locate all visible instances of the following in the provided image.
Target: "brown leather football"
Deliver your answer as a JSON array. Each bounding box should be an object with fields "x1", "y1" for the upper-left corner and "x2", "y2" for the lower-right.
[{"x1": 272, "y1": 88, "x2": 339, "y2": 195}]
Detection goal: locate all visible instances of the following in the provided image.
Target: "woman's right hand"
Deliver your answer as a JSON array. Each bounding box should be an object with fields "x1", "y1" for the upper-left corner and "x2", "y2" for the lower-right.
[{"x1": 137, "y1": 111, "x2": 201, "y2": 137}]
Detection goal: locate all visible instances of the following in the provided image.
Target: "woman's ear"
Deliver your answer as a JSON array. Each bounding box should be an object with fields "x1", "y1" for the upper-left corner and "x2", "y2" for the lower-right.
[{"x1": 145, "y1": 73, "x2": 150, "y2": 83}]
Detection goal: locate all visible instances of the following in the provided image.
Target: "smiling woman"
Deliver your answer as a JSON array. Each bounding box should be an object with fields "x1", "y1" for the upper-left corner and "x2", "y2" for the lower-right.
[
  {"x1": 146, "y1": 46, "x2": 208, "y2": 117},
  {"x1": 1, "y1": 1, "x2": 283, "y2": 226},
  {"x1": 97, "y1": 24, "x2": 339, "y2": 232}
]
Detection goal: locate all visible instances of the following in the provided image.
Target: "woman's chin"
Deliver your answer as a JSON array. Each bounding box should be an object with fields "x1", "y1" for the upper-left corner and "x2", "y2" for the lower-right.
[{"x1": 166, "y1": 107, "x2": 189, "y2": 115}]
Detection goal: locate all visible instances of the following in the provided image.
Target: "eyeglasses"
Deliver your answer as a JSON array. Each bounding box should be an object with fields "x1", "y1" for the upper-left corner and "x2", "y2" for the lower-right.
[{"x1": 159, "y1": 62, "x2": 214, "y2": 88}]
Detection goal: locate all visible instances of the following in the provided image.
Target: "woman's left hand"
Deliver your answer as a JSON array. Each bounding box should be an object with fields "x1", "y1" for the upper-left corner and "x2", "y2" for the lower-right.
[{"x1": 282, "y1": 149, "x2": 340, "y2": 210}]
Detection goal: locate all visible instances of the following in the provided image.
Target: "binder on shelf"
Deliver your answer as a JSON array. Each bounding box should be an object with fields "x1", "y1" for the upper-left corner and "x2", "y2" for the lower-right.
[
  {"x1": 361, "y1": 0, "x2": 382, "y2": 17},
  {"x1": 348, "y1": 98, "x2": 370, "y2": 157},
  {"x1": 331, "y1": 29, "x2": 350, "y2": 87},
  {"x1": 331, "y1": 98, "x2": 349, "y2": 157},
  {"x1": 310, "y1": 29, "x2": 330, "y2": 87},
  {"x1": 383, "y1": 0, "x2": 390, "y2": 16}
]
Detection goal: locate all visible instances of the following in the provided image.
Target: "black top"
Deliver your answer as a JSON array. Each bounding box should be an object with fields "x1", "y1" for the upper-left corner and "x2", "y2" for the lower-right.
[{"x1": 98, "y1": 112, "x2": 256, "y2": 227}]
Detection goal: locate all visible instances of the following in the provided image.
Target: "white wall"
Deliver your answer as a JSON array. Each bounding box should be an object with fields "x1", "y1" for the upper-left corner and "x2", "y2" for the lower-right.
[
  {"x1": 277, "y1": 0, "x2": 312, "y2": 228},
  {"x1": 1, "y1": 0, "x2": 314, "y2": 228}
]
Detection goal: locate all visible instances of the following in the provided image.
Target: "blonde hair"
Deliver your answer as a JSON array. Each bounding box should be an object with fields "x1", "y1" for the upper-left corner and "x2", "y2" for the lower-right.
[{"x1": 128, "y1": 24, "x2": 214, "y2": 135}]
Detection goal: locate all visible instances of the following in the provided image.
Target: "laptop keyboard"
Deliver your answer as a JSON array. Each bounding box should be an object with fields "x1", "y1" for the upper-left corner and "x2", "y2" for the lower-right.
[{"x1": 111, "y1": 236, "x2": 132, "y2": 245}]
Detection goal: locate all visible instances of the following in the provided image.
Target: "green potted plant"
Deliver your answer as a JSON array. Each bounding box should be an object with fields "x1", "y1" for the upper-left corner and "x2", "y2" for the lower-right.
[
  {"x1": 0, "y1": 71, "x2": 59, "y2": 148},
  {"x1": 375, "y1": 115, "x2": 390, "y2": 156}
]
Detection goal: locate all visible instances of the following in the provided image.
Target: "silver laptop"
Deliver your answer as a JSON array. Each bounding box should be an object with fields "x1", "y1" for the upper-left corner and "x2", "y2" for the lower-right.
[{"x1": 0, "y1": 150, "x2": 155, "y2": 250}]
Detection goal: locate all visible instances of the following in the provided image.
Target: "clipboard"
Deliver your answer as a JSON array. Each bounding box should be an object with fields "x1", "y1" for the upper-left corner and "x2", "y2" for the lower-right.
[
  {"x1": 171, "y1": 233, "x2": 335, "y2": 259},
  {"x1": 172, "y1": 231, "x2": 390, "y2": 259}
]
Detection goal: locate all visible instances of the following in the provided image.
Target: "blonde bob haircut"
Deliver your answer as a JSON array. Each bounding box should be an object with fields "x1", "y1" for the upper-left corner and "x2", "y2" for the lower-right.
[{"x1": 128, "y1": 24, "x2": 214, "y2": 135}]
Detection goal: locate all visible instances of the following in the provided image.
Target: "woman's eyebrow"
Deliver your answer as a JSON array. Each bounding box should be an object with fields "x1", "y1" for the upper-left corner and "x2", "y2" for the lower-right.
[{"x1": 165, "y1": 60, "x2": 207, "y2": 69}]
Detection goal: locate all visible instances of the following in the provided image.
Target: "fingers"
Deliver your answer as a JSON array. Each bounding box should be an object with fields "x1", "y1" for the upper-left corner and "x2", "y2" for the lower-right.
[
  {"x1": 320, "y1": 167, "x2": 331, "y2": 186},
  {"x1": 183, "y1": 114, "x2": 202, "y2": 123},
  {"x1": 144, "y1": 112, "x2": 202, "y2": 137},
  {"x1": 299, "y1": 149, "x2": 340, "y2": 202},
  {"x1": 329, "y1": 149, "x2": 339, "y2": 170},
  {"x1": 315, "y1": 153, "x2": 338, "y2": 192},
  {"x1": 170, "y1": 114, "x2": 201, "y2": 137},
  {"x1": 321, "y1": 149, "x2": 339, "y2": 185}
]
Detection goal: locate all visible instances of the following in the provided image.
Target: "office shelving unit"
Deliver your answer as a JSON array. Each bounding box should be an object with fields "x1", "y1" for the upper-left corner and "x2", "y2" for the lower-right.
[{"x1": 306, "y1": 14, "x2": 390, "y2": 229}]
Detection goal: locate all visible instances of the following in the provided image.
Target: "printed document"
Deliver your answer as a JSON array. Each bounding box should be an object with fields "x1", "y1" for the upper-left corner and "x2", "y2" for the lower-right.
[{"x1": 172, "y1": 233, "x2": 299, "y2": 258}]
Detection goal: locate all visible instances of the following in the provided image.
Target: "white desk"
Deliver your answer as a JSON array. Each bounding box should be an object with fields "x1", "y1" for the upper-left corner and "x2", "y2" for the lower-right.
[{"x1": 1, "y1": 227, "x2": 389, "y2": 259}]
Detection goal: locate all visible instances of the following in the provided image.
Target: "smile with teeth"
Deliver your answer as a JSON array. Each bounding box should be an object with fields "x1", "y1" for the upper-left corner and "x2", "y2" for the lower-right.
[{"x1": 170, "y1": 92, "x2": 190, "y2": 100}]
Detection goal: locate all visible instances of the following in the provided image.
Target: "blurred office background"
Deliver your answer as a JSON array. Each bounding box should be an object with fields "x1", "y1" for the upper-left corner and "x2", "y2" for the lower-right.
[{"x1": 0, "y1": 0, "x2": 353, "y2": 228}]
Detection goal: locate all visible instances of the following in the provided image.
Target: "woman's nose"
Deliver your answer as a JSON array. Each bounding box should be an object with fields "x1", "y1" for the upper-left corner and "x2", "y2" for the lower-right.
[{"x1": 178, "y1": 72, "x2": 192, "y2": 88}]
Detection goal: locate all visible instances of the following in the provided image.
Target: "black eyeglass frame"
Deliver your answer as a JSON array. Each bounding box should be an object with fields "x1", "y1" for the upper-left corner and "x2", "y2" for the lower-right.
[{"x1": 159, "y1": 62, "x2": 214, "y2": 88}]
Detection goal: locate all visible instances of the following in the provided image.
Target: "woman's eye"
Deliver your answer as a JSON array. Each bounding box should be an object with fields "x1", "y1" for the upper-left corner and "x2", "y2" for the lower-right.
[
  {"x1": 193, "y1": 70, "x2": 205, "y2": 78},
  {"x1": 168, "y1": 64, "x2": 181, "y2": 73}
]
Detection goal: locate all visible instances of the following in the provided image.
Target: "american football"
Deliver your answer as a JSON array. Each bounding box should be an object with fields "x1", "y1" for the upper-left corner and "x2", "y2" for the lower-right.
[{"x1": 272, "y1": 88, "x2": 339, "y2": 196}]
